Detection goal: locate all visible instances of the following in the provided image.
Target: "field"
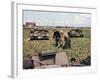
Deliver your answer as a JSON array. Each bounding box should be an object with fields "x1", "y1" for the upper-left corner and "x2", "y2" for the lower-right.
[{"x1": 23, "y1": 27, "x2": 91, "y2": 62}]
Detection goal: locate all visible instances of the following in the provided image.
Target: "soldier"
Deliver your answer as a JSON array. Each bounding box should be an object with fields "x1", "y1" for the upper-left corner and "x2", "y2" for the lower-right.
[
  {"x1": 63, "y1": 32, "x2": 71, "y2": 49},
  {"x1": 53, "y1": 30, "x2": 61, "y2": 48},
  {"x1": 60, "y1": 31, "x2": 66, "y2": 47}
]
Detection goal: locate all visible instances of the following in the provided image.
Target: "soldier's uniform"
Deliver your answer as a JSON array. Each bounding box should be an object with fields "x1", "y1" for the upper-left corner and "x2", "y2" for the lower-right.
[
  {"x1": 53, "y1": 31, "x2": 61, "y2": 47},
  {"x1": 63, "y1": 33, "x2": 71, "y2": 49}
]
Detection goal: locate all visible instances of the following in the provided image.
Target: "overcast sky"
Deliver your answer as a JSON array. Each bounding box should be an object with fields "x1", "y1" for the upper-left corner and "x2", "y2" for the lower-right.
[{"x1": 23, "y1": 10, "x2": 91, "y2": 27}]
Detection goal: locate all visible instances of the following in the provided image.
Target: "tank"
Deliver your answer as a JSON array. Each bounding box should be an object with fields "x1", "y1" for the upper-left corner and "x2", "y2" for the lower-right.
[
  {"x1": 30, "y1": 29, "x2": 49, "y2": 40},
  {"x1": 68, "y1": 29, "x2": 84, "y2": 38}
]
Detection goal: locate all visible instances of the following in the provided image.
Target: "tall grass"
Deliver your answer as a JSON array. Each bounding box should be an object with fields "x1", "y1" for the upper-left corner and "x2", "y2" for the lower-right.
[{"x1": 23, "y1": 27, "x2": 91, "y2": 61}]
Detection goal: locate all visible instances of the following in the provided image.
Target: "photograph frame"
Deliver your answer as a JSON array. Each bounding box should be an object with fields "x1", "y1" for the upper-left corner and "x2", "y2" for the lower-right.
[{"x1": 11, "y1": 1, "x2": 97, "y2": 78}]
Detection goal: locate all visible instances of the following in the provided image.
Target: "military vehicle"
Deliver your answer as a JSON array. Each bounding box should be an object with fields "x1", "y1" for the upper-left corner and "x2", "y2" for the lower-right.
[
  {"x1": 30, "y1": 29, "x2": 49, "y2": 40},
  {"x1": 23, "y1": 51, "x2": 70, "y2": 69},
  {"x1": 68, "y1": 29, "x2": 84, "y2": 38}
]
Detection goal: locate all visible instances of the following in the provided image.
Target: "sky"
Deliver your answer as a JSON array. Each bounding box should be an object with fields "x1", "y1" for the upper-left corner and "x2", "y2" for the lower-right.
[{"x1": 23, "y1": 10, "x2": 91, "y2": 27}]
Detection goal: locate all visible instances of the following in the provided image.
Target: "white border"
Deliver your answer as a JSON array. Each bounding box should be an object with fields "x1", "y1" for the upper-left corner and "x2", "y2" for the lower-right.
[{"x1": 11, "y1": 1, "x2": 97, "y2": 78}]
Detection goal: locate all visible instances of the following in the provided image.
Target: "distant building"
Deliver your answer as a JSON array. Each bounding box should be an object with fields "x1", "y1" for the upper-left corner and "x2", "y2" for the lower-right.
[{"x1": 24, "y1": 22, "x2": 36, "y2": 28}]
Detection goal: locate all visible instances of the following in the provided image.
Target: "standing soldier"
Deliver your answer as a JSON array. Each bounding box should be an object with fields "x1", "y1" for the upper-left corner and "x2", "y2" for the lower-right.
[
  {"x1": 63, "y1": 32, "x2": 71, "y2": 49},
  {"x1": 60, "y1": 31, "x2": 66, "y2": 47},
  {"x1": 53, "y1": 29, "x2": 61, "y2": 48}
]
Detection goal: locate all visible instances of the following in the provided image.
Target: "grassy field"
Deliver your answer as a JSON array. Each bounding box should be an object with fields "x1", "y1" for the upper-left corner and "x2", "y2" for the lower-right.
[{"x1": 23, "y1": 27, "x2": 91, "y2": 62}]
